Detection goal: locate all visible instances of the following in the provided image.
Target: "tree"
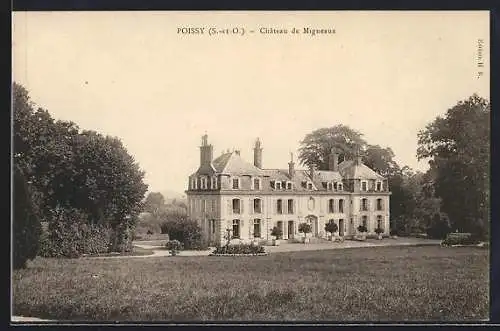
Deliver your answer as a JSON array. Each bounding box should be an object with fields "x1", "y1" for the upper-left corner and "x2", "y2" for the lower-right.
[
  {"x1": 298, "y1": 125, "x2": 367, "y2": 169},
  {"x1": 13, "y1": 82, "x2": 149, "y2": 252},
  {"x1": 324, "y1": 220, "x2": 338, "y2": 236},
  {"x1": 417, "y1": 94, "x2": 490, "y2": 236},
  {"x1": 13, "y1": 165, "x2": 42, "y2": 269},
  {"x1": 144, "y1": 192, "x2": 166, "y2": 217},
  {"x1": 362, "y1": 145, "x2": 401, "y2": 177}
]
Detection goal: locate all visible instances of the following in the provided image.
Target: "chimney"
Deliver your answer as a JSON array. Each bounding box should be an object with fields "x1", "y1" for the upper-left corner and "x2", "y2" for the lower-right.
[
  {"x1": 199, "y1": 133, "x2": 213, "y2": 166},
  {"x1": 328, "y1": 148, "x2": 339, "y2": 171},
  {"x1": 288, "y1": 152, "x2": 295, "y2": 178},
  {"x1": 235, "y1": 150, "x2": 240, "y2": 156},
  {"x1": 253, "y1": 138, "x2": 263, "y2": 168},
  {"x1": 355, "y1": 146, "x2": 362, "y2": 165},
  {"x1": 308, "y1": 164, "x2": 314, "y2": 179}
]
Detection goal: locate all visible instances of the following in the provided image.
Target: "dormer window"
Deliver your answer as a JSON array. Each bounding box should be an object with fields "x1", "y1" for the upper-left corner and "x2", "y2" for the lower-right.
[
  {"x1": 307, "y1": 182, "x2": 313, "y2": 190},
  {"x1": 337, "y1": 183, "x2": 343, "y2": 191},
  {"x1": 191, "y1": 178, "x2": 197, "y2": 190},
  {"x1": 232, "y1": 177, "x2": 240, "y2": 189},
  {"x1": 276, "y1": 181, "x2": 282, "y2": 190},
  {"x1": 286, "y1": 182, "x2": 293, "y2": 190},
  {"x1": 211, "y1": 176, "x2": 218, "y2": 189},
  {"x1": 361, "y1": 180, "x2": 368, "y2": 192},
  {"x1": 200, "y1": 177, "x2": 208, "y2": 189},
  {"x1": 327, "y1": 182, "x2": 333, "y2": 191},
  {"x1": 253, "y1": 178, "x2": 261, "y2": 190},
  {"x1": 376, "y1": 180, "x2": 382, "y2": 191}
]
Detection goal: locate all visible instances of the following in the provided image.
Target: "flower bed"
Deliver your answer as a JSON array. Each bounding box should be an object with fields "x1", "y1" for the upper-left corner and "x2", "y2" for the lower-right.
[
  {"x1": 441, "y1": 233, "x2": 481, "y2": 247},
  {"x1": 209, "y1": 244, "x2": 267, "y2": 256}
]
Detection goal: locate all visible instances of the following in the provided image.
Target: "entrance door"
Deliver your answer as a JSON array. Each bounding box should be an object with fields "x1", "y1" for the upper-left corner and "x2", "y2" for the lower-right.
[
  {"x1": 305, "y1": 215, "x2": 318, "y2": 237},
  {"x1": 339, "y1": 219, "x2": 344, "y2": 236},
  {"x1": 288, "y1": 221, "x2": 294, "y2": 239}
]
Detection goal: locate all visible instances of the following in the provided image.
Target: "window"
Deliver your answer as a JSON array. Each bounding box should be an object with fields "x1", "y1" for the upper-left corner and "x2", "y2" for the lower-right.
[
  {"x1": 286, "y1": 182, "x2": 293, "y2": 190},
  {"x1": 333, "y1": 182, "x2": 337, "y2": 191},
  {"x1": 339, "y1": 199, "x2": 345, "y2": 213},
  {"x1": 200, "y1": 177, "x2": 208, "y2": 189},
  {"x1": 277, "y1": 199, "x2": 283, "y2": 214},
  {"x1": 191, "y1": 177, "x2": 198, "y2": 190},
  {"x1": 307, "y1": 182, "x2": 313, "y2": 190},
  {"x1": 211, "y1": 219, "x2": 216, "y2": 234},
  {"x1": 201, "y1": 200, "x2": 206, "y2": 213},
  {"x1": 361, "y1": 180, "x2": 368, "y2": 191},
  {"x1": 212, "y1": 199, "x2": 216, "y2": 212},
  {"x1": 276, "y1": 181, "x2": 282, "y2": 190},
  {"x1": 253, "y1": 178, "x2": 261, "y2": 190},
  {"x1": 376, "y1": 198, "x2": 383, "y2": 211},
  {"x1": 327, "y1": 182, "x2": 333, "y2": 191},
  {"x1": 287, "y1": 199, "x2": 294, "y2": 214},
  {"x1": 328, "y1": 199, "x2": 335, "y2": 213},
  {"x1": 362, "y1": 216, "x2": 368, "y2": 229},
  {"x1": 337, "y1": 183, "x2": 343, "y2": 191},
  {"x1": 376, "y1": 181, "x2": 382, "y2": 191},
  {"x1": 377, "y1": 215, "x2": 383, "y2": 230},
  {"x1": 232, "y1": 219, "x2": 240, "y2": 239},
  {"x1": 232, "y1": 178, "x2": 240, "y2": 189},
  {"x1": 253, "y1": 219, "x2": 261, "y2": 238},
  {"x1": 211, "y1": 176, "x2": 218, "y2": 189},
  {"x1": 254, "y1": 198, "x2": 262, "y2": 213},
  {"x1": 232, "y1": 198, "x2": 241, "y2": 214},
  {"x1": 361, "y1": 198, "x2": 368, "y2": 211}
]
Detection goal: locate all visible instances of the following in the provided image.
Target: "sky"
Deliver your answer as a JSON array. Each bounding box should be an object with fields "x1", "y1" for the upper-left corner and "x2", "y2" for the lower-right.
[{"x1": 12, "y1": 11, "x2": 490, "y2": 195}]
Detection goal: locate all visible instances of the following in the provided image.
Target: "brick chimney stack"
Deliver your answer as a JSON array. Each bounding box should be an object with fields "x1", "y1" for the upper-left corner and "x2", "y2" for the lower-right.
[
  {"x1": 328, "y1": 148, "x2": 339, "y2": 171},
  {"x1": 199, "y1": 133, "x2": 213, "y2": 166},
  {"x1": 288, "y1": 152, "x2": 295, "y2": 178},
  {"x1": 253, "y1": 138, "x2": 263, "y2": 168}
]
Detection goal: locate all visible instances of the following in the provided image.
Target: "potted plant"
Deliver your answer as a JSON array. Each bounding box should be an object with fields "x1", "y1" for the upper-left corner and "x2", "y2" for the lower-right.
[
  {"x1": 357, "y1": 225, "x2": 367, "y2": 241},
  {"x1": 165, "y1": 239, "x2": 183, "y2": 256},
  {"x1": 324, "y1": 220, "x2": 339, "y2": 242},
  {"x1": 270, "y1": 226, "x2": 283, "y2": 246},
  {"x1": 375, "y1": 227, "x2": 384, "y2": 240},
  {"x1": 298, "y1": 223, "x2": 312, "y2": 243}
]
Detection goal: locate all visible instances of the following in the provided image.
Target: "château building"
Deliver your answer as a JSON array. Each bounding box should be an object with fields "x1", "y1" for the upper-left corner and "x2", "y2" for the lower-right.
[{"x1": 186, "y1": 134, "x2": 391, "y2": 246}]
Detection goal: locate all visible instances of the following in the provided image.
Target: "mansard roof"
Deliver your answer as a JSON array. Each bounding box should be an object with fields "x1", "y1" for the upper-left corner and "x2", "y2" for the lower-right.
[
  {"x1": 212, "y1": 151, "x2": 263, "y2": 176},
  {"x1": 338, "y1": 160, "x2": 385, "y2": 180}
]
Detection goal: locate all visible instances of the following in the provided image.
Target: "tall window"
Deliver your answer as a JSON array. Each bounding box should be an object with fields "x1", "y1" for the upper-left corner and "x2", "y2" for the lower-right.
[
  {"x1": 232, "y1": 198, "x2": 241, "y2": 214},
  {"x1": 253, "y1": 178, "x2": 261, "y2": 190},
  {"x1": 211, "y1": 176, "x2": 218, "y2": 189},
  {"x1": 339, "y1": 199, "x2": 344, "y2": 213},
  {"x1": 362, "y1": 216, "x2": 368, "y2": 229},
  {"x1": 287, "y1": 199, "x2": 294, "y2": 214},
  {"x1": 337, "y1": 183, "x2": 343, "y2": 191},
  {"x1": 253, "y1": 219, "x2": 261, "y2": 238},
  {"x1": 376, "y1": 198, "x2": 383, "y2": 211},
  {"x1": 276, "y1": 181, "x2": 282, "y2": 190},
  {"x1": 254, "y1": 198, "x2": 262, "y2": 213},
  {"x1": 232, "y1": 178, "x2": 240, "y2": 189},
  {"x1": 232, "y1": 219, "x2": 240, "y2": 239},
  {"x1": 377, "y1": 215, "x2": 383, "y2": 229},
  {"x1": 361, "y1": 180, "x2": 368, "y2": 191},
  {"x1": 286, "y1": 182, "x2": 293, "y2": 190},
  {"x1": 277, "y1": 199, "x2": 283, "y2": 214},
  {"x1": 376, "y1": 181, "x2": 382, "y2": 191},
  {"x1": 328, "y1": 199, "x2": 335, "y2": 213},
  {"x1": 211, "y1": 219, "x2": 216, "y2": 234},
  {"x1": 361, "y1": 198, "x2": 368, "y2": 211}
]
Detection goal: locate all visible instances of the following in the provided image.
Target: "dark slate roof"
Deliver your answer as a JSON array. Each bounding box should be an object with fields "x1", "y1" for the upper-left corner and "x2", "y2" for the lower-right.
[{"x1": 338, "y1": 160, "x2": 385, "y2": 180}]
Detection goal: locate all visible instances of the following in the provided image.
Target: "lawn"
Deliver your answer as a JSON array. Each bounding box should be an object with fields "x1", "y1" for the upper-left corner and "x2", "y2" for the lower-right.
[{"x1": 12, "y1": 246, "x2": 489, "y2": 321}]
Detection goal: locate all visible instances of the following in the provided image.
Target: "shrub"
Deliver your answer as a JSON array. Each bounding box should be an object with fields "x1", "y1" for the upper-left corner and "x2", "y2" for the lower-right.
[
  {"x1": 13, "y1": 166, "x2": 42, "y2": 269},
  {"x1": 426, "y1": 213, "x2": 451, "y2": 239},
  {"x1": 271, "y1": 226, "x2": 283, "y2": 239},
  {"x1": 441, "y1": 233, "x2": 480, "y2": 246},
  {"x1": 165, "y1": 239, "x2": 183, "y2": 255},
  {"x1": 161, "y1": 219, "x2": 208, "y2": 250},
  {"x1": 41, "y1": 207, "x2": 113, "y2": 258},
  {"x1": 357, "y1": 225, "x2": 367, "y2": 233},
  {"x1": 389, "y1": 228, "x2": 398, "y2": 236},
  {"x1": 375, "y1": 227, "x2": 384, "y2": 235},
  {"x1": 212, "y1": 244, "x2": 265, "y2": 255},
  {"x1": 298, "y1": 223, "x2": 312, "y2": 234},
  {"x1": 325, "y1": 220, "x2": 338, "y2": 235}
]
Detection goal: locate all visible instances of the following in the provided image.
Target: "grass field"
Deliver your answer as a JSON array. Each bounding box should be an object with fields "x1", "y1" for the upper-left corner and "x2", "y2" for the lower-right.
[{"x1": 12, "y1": 246, "x2": 489, "y2": 321}]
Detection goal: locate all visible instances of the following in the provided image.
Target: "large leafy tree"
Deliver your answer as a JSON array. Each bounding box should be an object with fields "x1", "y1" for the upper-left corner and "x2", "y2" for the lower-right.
[
  {"x1": 417, "y1": 94, "x2": 490, "y2": 236},
  {"x1": 13, "y1": 82, "x2": 149, "y2": 251},
  {"x1": 298, "y1": 125, "x2": 367, "y2": 169}
]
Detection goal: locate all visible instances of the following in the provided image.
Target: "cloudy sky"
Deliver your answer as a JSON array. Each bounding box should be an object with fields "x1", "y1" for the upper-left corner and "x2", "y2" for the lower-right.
[{"x1": 12, "y1": 11, "x2": 490, "y2": 195}]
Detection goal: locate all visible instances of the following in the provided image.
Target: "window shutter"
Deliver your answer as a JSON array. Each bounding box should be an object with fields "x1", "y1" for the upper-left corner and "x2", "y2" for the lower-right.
[
  {"x1": 227, "y1": 200, "x2": 232, "y2": 214},
  {"x1": 240, "y1": 199, "x2": 244, "y2": 214},
  {"x1": 249, "y1": 199, "x2": 253, "y2": 214},
  {"x1": 293, "y1": 200, "x2": 296, "y2": 214},
  {"x1": 283, "y1": 200, "x2": 288, "y2": 214},
  {"x1": 262, "y1": 199, "x2": 265, "y2": 214}
]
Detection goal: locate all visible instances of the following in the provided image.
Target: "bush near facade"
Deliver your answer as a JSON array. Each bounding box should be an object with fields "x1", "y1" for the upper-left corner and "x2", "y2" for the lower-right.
[
  {"x1": 325, "y1": 220, "x2": 339, "y2": 237},
  {"x1": 298, "y1": 223, "x2": 312, "y2": 235},
  {"x1": 212, "y1": 244, "x2": 265, "y2": 255},
  {"x1": 161, "y1": 219, "x2": 208, "y2": 250},
  {"x1": 13, "y1": 165, "x2": 42, "y2": 269},
  {"x1": 165, "y1": 240, "x2": 183, "y2": 256},
  {"x1": 357, "y1": 225, "x2": 368, "y2": 233},
  {"x1": 270, "y1": 226, "x2": 283, "y2": 239}
]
